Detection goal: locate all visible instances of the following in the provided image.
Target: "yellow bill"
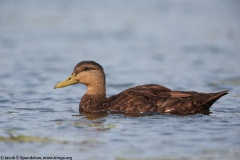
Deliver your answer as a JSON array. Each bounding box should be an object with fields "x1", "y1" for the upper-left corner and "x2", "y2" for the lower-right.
[{"x1": 54, "y1": 74, "x2": 79, "y2": 89}]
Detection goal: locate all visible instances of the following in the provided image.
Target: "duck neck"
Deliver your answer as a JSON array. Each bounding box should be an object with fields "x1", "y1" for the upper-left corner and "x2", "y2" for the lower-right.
[{"x1": 86, "y1": 76, "x2": 106, "y2": 97}]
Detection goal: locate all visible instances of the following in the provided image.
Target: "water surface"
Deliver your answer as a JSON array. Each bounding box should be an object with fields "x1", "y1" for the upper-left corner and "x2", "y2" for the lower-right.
[{"x1": 0, "y1": 0, "x2": 240, "y2": 159}]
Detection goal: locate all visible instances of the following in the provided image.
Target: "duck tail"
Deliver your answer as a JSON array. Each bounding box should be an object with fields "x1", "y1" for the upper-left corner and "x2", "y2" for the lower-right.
[{"x1": 205, "y1": 90, "x2": 229, "y2": 108}]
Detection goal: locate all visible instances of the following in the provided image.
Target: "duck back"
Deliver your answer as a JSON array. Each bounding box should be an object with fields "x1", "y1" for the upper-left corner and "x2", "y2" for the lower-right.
[{"x1": 107, "y1": 84, "x2": 228, "y2": 115}]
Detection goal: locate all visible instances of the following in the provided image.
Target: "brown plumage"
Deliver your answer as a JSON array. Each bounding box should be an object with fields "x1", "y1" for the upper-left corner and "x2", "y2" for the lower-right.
[{"x1": 54, "y1": 61, "x2": 228, "y2": 115}]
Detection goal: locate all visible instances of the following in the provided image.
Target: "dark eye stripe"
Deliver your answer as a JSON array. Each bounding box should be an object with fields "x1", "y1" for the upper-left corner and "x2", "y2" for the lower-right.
[
  {"x1": 75, "y1": 66, "x2": 97, "y2": 75},
  {"x1": 83, "y1": 67, "x2": 95, "y2": 71},
  {"x1": 83, "y1": 67, "x2": 89, "y2": 71}
]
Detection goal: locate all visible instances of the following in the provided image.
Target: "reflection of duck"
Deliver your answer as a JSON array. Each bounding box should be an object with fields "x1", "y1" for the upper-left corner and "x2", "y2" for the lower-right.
[{"x1": 54, "y1": 61, "x2": 228, "y2": 115}]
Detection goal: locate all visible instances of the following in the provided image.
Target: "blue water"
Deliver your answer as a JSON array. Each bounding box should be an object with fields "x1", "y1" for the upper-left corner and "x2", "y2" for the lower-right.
[{"x1": 0, "y1": 0, "x2": 240, "y2": 159}]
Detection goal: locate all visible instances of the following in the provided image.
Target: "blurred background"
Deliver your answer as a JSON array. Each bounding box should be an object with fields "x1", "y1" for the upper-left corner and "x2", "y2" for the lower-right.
[{"x1": 0, "y1": 0, "x2": 240, "y2": 159}]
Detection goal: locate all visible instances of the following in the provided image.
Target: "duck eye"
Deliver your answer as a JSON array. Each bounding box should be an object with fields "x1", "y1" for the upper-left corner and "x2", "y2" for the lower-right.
[{"x1": 83, "y1": 67, "x2": 89, "y2": 71}]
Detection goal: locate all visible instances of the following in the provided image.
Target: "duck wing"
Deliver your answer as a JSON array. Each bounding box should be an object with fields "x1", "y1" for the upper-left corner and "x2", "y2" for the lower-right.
[
  {"x1": 107, "y1": 84, "x2": 228, "y2": 115},
  {"x1": 107, "y1": 84, "x2": 170, "y2": 114},
  {"x1": 159, "y1": 90, "x2": 228, "y2": 114}
]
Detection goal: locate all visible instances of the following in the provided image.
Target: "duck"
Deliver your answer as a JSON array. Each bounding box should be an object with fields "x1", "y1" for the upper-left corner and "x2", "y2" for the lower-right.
[{"x1": 54, "y1": 61, "x2": 228, "y2": 115}]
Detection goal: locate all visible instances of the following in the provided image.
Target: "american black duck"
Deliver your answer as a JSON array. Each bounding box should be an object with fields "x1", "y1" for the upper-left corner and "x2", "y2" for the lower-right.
[{"x1": 54, "y1": 61, "x2": 228, "y2": 115}]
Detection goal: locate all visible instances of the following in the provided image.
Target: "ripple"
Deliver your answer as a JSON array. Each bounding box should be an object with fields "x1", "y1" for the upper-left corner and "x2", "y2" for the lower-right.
[
  {"x1": 108, "y1": 83, "x2": 135, "y2": 89},
  {"x1": 182, "y1": 45, "x2": 229, "y2": 55},
  {"x1": 15, "y1": 107, "x2": 56, "y2": 113},
  {"x1": 0, "y1": 99, "x2": 12, "y2": 103},
  {"x1": 15, "y1": 107, "x2": 35, "y2": 111}
]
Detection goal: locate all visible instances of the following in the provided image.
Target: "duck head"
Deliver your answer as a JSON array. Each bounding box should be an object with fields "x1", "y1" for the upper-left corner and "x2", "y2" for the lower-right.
[{"x1": 54, "y1": 61, "x2": 106, "y2": 95}]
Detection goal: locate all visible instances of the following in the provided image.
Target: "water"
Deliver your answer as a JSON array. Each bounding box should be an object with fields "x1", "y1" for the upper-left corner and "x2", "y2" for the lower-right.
[{"x1": 0, "y1": 0, "x2": 240, "y2": 159}]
